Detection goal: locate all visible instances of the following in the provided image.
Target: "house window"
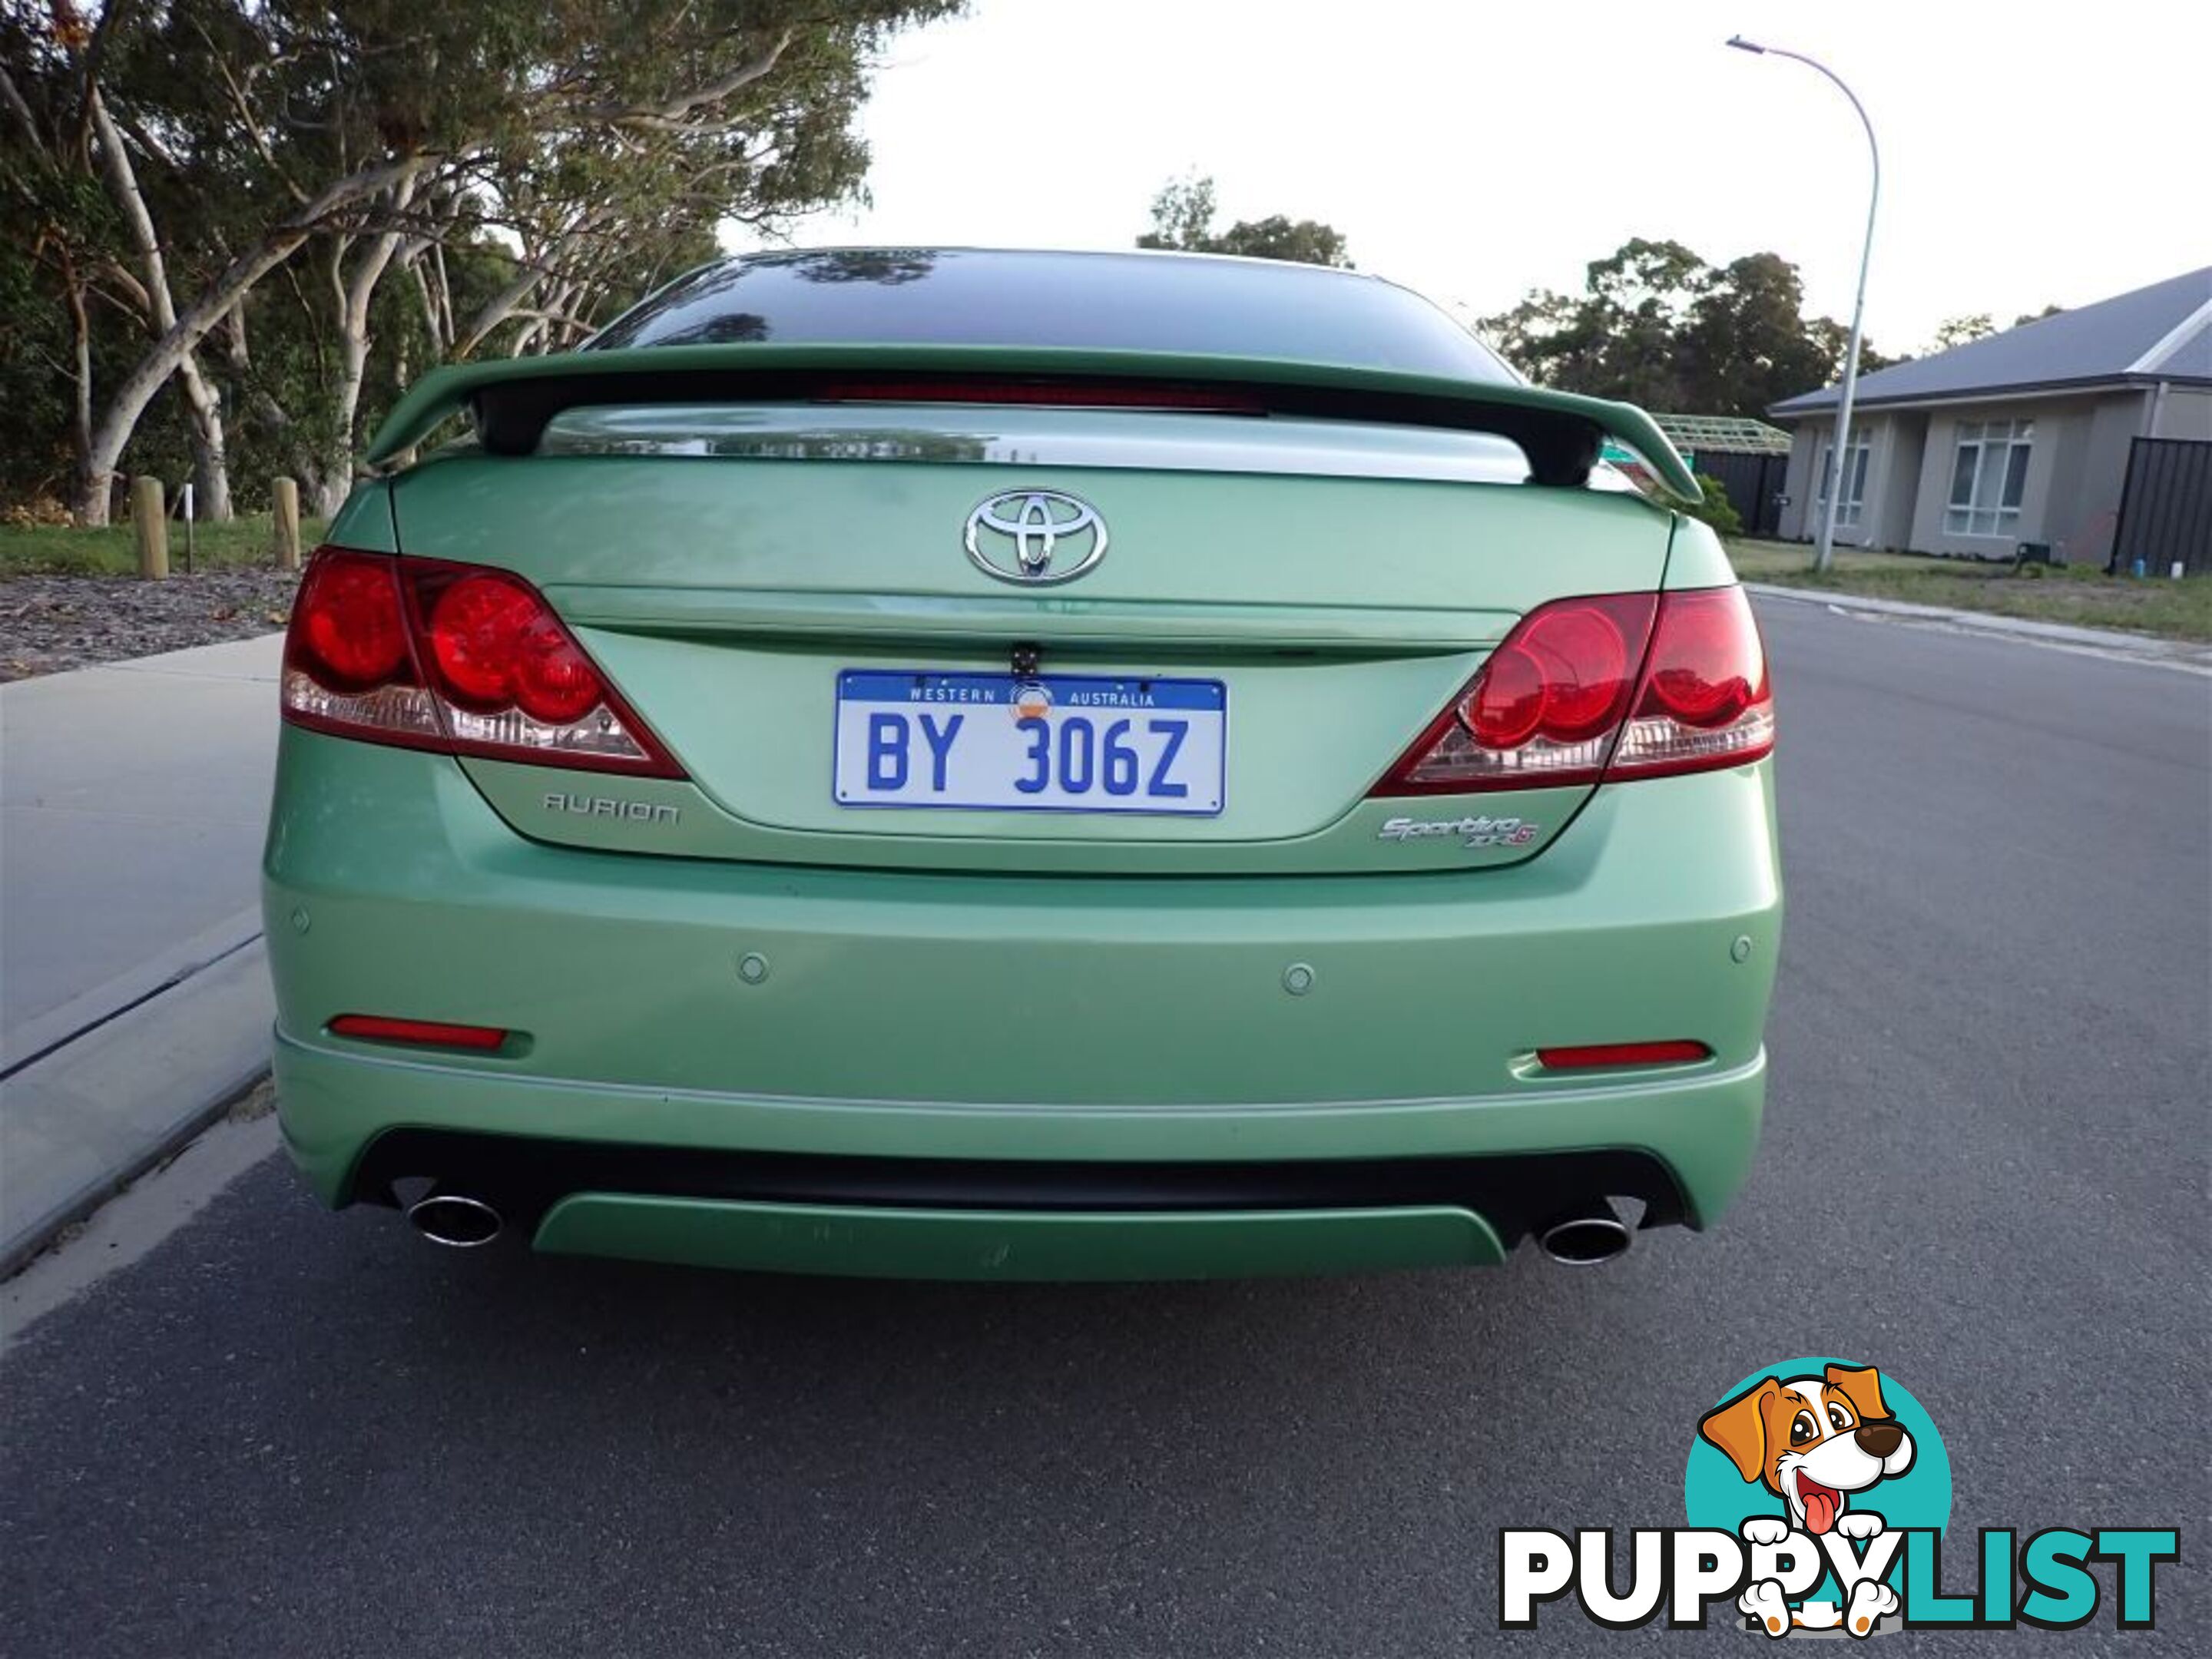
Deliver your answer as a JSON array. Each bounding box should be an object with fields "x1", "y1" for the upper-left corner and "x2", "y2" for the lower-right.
[
  {"x1": 1943, "y1": 419, "x2": 2033, "y2": 537},
  {"x1": 1816, "y1": 431, "x2": 1872, "y2": 530}
]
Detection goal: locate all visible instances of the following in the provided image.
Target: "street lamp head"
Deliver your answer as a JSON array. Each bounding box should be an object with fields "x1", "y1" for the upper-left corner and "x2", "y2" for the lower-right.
[{"x1": 1727, "y1": 35, "x2": 1767, "y2": 53}]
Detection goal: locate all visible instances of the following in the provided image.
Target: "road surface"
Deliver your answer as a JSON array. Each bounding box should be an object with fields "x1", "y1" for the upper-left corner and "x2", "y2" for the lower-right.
[{"x1": 2, "y1": 600, "x2": 2204, "y2": 1654}]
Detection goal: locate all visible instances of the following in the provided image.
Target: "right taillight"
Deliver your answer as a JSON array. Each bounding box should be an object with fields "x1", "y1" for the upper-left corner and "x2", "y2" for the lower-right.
[
  {"x1": 1370, "y1": 585, "x2": 1772, "y2": 796},
  {"x1": 283, "y1": 547, "x2": 683, "y2": 777},
  {"x1": 1604, "y1": 586, "x2": 1773, "y2": 780}
]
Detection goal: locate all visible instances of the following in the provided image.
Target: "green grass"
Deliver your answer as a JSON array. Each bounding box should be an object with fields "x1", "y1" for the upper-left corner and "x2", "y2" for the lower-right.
[
  {"x1": 1726, "y1": 539, "x2": 2211, "y2": 643},
  {"x1": 0, "y1": 516, "x2": 328, "y2": 577}
]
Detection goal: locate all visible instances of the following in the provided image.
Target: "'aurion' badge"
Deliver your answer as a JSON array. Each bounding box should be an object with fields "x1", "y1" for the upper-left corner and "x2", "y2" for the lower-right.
[{"x1": 544, "y1": 791, "x2": 680, "y2": 826}]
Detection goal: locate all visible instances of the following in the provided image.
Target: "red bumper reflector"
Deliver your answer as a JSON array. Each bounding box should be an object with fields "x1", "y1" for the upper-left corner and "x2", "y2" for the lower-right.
[
  {"x1": 329, "y1": 1015, "x2": 509, "y2": 1051},
  {"x1": 1536, "y1": 1040, "x2": 1711, "y2": 1070}
]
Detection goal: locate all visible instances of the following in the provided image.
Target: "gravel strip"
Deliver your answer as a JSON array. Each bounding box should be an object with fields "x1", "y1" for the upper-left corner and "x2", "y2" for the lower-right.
[{"x1": 0, "y1": 569, "x2": 300, "y2": 680}]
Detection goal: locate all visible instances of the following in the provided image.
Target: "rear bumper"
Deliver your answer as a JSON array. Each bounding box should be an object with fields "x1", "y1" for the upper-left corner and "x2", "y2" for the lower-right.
[
  {"x1": 273, "y1": 1035, "x2": 1760, "y2": 1275},
  {"x1": 263, "y1": 729, "x2": 1780, "y2": 1275}
]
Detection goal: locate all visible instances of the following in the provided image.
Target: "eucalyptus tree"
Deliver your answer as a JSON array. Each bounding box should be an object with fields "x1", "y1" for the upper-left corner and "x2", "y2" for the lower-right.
[
  {"x1": 1137, "y1": 174, "x2": 1354, "y2": 268},
  {"x1": 5, "y1": 0, "x2": 959, "y2": 523},
  {"x1": 1480, "y1": 238, "x2": 1896, "y2": 420}
]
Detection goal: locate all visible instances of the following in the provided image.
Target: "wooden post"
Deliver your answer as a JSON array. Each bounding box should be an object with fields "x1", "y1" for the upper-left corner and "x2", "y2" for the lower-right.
[
  {"x1": 131, "y1": 476, "x2": 168, "y2": 579},
  {"x1": 272, "y1": 477, "x2": 300, "y2": 570}
]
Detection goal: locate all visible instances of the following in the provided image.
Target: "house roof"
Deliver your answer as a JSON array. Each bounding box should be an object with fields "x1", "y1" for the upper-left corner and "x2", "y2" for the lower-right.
[
  {"x1": 1771, "y1": 266, "x2": 2212, "y2": 419},
  {"x1": 1650, "y1": 413, "x2": 1793, "y2": 455}
]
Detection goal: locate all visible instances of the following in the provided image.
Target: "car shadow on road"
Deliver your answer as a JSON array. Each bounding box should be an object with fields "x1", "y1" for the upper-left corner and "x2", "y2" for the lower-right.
[{"x1": 0, "y1": 1151, "x2": 1759, "y2": 1654}]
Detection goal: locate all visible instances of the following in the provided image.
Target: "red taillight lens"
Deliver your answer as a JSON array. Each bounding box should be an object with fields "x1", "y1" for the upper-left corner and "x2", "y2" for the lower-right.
[
  {"x1": 295, "y1": 555, "x2": 409, "y2": 689},
  {"x1": 283, "y1": 549, "x2": 444, "y2": 747},
  {"x1": 1608, "y1": 587, "x2": 1773, "y2": 778},
  {"x1": 426, "y1": 570, "x2": 606, "y2": 726},
  {"x1": 282, "y1": 547, "x2": 681, "y2": 777},
  {"x1": 1465, "y1": 642, "x2": 1547, "y2": 749},
  {"x1": 1510, "y1": 601, "x2": 1638, "y2": 740},
  {"x1": 1373, "y1": 594, "x2": 1657, "y2": 793},
  {"x1": 427, "y1": 572, "x2": 538, "y2": 709},
  {"x1": 1370, "y1": 586, "x2": 1772, "y2": 796},
  {"x1": 513, "y1": 627, "x2": 601, "y2": 725}
]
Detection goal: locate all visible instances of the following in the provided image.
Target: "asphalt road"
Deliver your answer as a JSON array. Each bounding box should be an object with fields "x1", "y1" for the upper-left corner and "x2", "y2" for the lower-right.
[{"x1": 2, "y1": 600, "x2": 2204, "y2": 1656}]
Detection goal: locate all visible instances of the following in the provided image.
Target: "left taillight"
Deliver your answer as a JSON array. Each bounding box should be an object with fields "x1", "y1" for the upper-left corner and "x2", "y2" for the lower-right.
[{"x1": 282, "y1": 547, "x2": 683, "y2": 777}]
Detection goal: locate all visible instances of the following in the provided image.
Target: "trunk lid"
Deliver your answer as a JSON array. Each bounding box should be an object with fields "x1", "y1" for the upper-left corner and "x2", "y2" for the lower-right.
[{"x1": 386, "y1": 403, "x2": 1679, "y2": 875}]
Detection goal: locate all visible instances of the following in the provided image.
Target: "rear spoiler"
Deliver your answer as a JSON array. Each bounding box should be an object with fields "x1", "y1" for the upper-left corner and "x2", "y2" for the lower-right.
[{"x1": 363, "y1": 343, "x2": 1701, "y2": 502}]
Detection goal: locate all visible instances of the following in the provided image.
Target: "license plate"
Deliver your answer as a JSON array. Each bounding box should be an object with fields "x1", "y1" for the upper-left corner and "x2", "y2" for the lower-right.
[{"x1": 833, "y1": 671, "x2": 1225, "y2": 815}]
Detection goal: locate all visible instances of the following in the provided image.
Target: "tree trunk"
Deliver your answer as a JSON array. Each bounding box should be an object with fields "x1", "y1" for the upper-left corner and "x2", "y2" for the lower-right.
[
  {"x1": 405, "y1": 190, "x2": 461, "y2": 358},
  {"x1": 71, "y1": 441, "x2": 117, "y2": 527},
  {"x1": 63, "y1": 257, "x2": 94, "y2": 501},
  {"x1": 177, "y1": 350, "x2": 233, "y2": 521},
  {"x1": 317, "y1": 174, "x2": 418, "y2": 516},
  {"x1": 416, "y1": 234, "x2": 458, "y2": 356},
  {"x1": 84, "y1": 88, "x2": 243, "y2": 521},
  {"x1": 316, "y1": 326, "x2": 371, "y2": 517}
]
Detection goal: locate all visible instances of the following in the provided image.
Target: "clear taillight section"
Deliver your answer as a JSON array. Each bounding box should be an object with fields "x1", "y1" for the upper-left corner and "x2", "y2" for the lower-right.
[
  {"x1": 1372, "y1": 586, "x2": 1771, "y2": 796},
  {"x1": 282, "y1": 548, "x2": 682, "y2": 777}
]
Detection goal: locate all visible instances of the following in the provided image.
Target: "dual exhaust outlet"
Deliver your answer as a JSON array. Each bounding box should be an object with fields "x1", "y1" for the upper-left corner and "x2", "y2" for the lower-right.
[
  {"x1": 1535, "y1": 1201, "x2": 1634, "y2": 1266},
  {"x1": 407, "y1": 1190, "x2": 1631, "y2": 1263},
  {"x1": 406, "y1": 1192, "x2": 502, "y2": 1248}
]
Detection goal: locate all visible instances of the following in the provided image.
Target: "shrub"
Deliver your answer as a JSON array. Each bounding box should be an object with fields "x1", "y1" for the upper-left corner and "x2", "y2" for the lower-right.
[{"x1": 1684, "y1": 473, "x2": 1743, "y2": 537}]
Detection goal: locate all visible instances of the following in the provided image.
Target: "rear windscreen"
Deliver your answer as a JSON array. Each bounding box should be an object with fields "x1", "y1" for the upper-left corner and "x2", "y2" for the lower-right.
[{"x1": 586, "y1": 248, "x2": 1516, "y2": 382}]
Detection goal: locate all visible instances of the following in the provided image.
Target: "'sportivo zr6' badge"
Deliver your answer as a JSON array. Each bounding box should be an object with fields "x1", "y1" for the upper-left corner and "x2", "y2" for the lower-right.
[
  {"x1": 1497, "y1": 1356, "x2": 2177, "y2": 1638},
  {"x1": 1376, "y1": 813, "x2": 1538, "y2": 849}
]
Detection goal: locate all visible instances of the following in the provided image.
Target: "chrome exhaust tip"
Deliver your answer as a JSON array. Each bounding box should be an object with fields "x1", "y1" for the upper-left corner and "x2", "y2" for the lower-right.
[
  {"x1": 406, "y1": 1193, "x2": 502, "y2": 1249},
  {"x1": 1536, "y1": 1209, "x2": 1633, "y2": 1266}
]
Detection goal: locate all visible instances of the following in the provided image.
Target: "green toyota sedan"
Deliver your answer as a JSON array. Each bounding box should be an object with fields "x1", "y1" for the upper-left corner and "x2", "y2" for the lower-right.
[{"x1": 263, "y1": 247, "x2": 1780, "y2": 1280}]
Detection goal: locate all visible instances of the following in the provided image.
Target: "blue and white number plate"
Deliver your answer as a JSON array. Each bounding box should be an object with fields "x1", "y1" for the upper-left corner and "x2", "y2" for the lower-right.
[{"x1": 834, "y1": 671, "x2": 1225, "y2": 816}]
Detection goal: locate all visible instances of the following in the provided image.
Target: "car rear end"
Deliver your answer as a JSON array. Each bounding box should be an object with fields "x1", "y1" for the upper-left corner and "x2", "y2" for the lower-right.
[{"x1": 263, "y1": 248, "x2": 1780, "y2": 1279}]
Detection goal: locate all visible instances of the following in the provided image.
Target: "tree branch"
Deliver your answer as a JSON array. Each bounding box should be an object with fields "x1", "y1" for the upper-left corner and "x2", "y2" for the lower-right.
[
  {"x1": 196, "y1": 17, "x2": 309, "y2": 204},
  {"x1": 0, "y1": 62, "x2": 48, "y2": 161},
  {"x1": 574, "y1": 28, "x2": 794, "y2": 130}
]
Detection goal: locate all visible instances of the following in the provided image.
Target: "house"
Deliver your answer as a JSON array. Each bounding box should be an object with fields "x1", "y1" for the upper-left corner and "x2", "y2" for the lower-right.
[{"x1": 1768, "y1": 267, "x2": 2212, "y2": 568}]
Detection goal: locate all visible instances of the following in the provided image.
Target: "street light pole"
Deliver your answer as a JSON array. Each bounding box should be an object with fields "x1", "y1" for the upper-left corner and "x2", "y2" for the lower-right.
[{"x1": 1729, "y1": 35, "x2": 1879, "y2": 575}]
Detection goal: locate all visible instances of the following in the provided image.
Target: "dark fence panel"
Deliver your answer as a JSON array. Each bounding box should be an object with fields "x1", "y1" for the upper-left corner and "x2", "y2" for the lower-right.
[
  {"x1": 2111, "y1": 437, "x2": 2212, "y2": 575},
  {"x1": 1694, "y1": 452, "x2": 1790, "y2": 538}
]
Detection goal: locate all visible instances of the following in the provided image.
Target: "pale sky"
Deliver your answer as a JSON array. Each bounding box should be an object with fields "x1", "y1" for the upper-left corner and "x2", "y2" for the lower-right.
[{"x1": 745, "y1": 0, "x2": 2211, "y2": 359}]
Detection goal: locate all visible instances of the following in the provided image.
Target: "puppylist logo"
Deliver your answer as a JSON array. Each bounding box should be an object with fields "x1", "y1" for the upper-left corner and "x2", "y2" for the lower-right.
[{"x1": 1500, "y1": 1356, "x2": 2177, "y2": 1637}]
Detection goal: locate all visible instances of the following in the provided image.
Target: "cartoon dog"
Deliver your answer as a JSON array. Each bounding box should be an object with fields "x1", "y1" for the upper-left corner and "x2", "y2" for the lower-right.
[{"x1": 1699, "y1": 1363, "x2": 1915, "y2": 1638}]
